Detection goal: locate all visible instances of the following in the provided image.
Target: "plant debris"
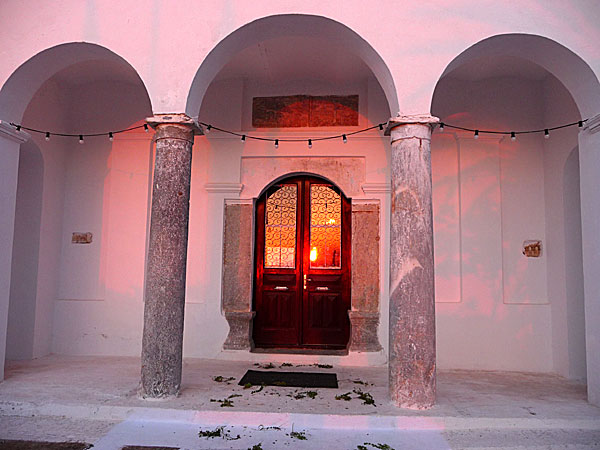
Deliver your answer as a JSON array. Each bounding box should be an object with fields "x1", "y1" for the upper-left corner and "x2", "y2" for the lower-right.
[
  {"x1": 353, "y1": 388, "x2": 376, "y2": 406},
  {"x1": 251, "y1": 384, "x2": 265, "y2": 394},
  {"x1": 335, "y1": 392, "x2": 352, "y2": 401},
  {"x1": 248, "y1": 444, "x2": 263, "y2": 450},
  {"x1": 334, "y1": 389, "x2": 376, "y2": 405},
  {"x1": 243, "y1": 382, "x2": 253, "y2": 389},
  {"x1": 198, "y1": 426, "x2": 240, "y2": 440},
  {"x1": 352, "y1": 379, "x2": 373, "y2": 386},
  {"x1": 210, "y1": 394, "x2": 241, "y2": 407},
  {"x1": 357, "y1": 443, "x2": 395, "y2": 450},
  {"x1": 254, "y1": 362, "x2": 276, "y2": 369},
  {"x1": 280, "y1": 362, "x2": 293, "y2": 367},
  {"x1": 288, "y1": 390, "x2": 318, "y2": 400},
  {"x1": 212, "y1": 375, "x2": 235, "y2": 384},
  {"x1": 258, "y1": 425, "x2": 281, "y2": 431},
  {"x1": 289, "y1": 431, "x2": 308, "y2": 440}
]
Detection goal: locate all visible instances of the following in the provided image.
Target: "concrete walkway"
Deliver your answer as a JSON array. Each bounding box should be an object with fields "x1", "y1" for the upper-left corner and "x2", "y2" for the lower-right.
[{"x1": 0, "y1": 355, "x2": 599, "y2": 449}]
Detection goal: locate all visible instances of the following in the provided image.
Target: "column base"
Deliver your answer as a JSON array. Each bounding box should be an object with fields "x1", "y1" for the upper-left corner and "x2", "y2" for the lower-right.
[
  {"x1": 348, "y1": 311, "x2": 382, "y2": 352},
  {"x1": 223, "y1": 311, "x2": 255, "y2": 350}
]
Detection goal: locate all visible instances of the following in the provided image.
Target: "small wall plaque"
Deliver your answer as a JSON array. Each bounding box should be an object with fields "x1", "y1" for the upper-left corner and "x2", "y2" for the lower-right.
[
  {"x1": 72, "y1": 232, "x2": 93, "y2": 244},
  {"x1": 522, "y1": 240, "x2": 541, "y2": 257}
]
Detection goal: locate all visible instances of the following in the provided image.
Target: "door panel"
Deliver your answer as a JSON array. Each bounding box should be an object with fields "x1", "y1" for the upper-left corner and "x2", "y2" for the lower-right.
[{"x1": 253, "y1": 176, "x2": 350, "y2": 349}]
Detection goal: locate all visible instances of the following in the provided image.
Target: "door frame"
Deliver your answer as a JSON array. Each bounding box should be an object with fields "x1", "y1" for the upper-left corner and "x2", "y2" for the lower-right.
[{"x1": 252, "y1": 174, "x2": 351, "y2": 350}]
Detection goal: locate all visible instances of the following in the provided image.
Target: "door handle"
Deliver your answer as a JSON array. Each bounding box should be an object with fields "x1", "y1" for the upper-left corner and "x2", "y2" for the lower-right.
[
  {"x1": 315, "y1": 286, "x2": 329, "y2": 291},
  {"x1": 274, "y1": 286, "x2": 289, "y2": 291}
]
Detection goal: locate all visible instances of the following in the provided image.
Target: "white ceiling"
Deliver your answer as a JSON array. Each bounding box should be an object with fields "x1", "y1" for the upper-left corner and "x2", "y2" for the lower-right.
[
  {"x1": 446, "y1": 55, "x2": 550, "y2": 82},
  {"x1": 51, "y1": 59, "x2": 143, "y2": 86},
  {"x1": 213, "y1": 36, "x2": 374, "y2": 84}
]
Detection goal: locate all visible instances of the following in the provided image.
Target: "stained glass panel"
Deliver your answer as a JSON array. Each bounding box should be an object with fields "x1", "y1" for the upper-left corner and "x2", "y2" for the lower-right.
[
  {"x1": 309, "y1": 185, "x2": 342, "y2": 269},
  {"x1": 264, "y1": 184, "x2": 297, "y2": 268}
]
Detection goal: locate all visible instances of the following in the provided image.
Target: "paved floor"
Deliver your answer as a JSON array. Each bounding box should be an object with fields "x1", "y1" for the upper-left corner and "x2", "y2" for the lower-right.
[{"x1": 0, "y1": 356, "x2": 599, "y2": 449}]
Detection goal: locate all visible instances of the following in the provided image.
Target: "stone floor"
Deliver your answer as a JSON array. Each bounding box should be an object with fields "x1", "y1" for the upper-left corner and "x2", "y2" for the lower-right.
[{"x1": 0, "y1": 355, "x2": 599, "y2": 449}]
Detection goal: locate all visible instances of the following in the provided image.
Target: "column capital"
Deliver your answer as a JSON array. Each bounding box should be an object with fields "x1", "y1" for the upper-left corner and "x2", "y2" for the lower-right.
[
  {"x1": 384, "y1": 114, "x2": 439, "y2": 136},
  {"x1": 0, "y1": 120, "x2": 30, "y2": 143},
  {"x1": 146, "y1": 113, "x2": 203, "y2": 134},
  {"x1": 583, "y1": 113, "x2": 600, "y2": 134}
]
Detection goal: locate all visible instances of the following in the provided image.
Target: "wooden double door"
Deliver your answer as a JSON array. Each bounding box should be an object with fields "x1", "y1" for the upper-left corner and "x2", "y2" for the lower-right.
[{"x1": 253, "y1": 176, "x2": 351, "y2": 349}]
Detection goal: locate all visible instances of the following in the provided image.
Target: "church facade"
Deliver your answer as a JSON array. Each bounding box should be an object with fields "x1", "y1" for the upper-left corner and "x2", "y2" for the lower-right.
[{"x1": 0, "y1": 0, "x2": 599, "y2": 409}]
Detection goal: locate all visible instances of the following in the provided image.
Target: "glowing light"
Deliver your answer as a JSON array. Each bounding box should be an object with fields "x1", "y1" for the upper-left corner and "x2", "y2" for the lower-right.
[
  {"x1": 310, "y1": 247, "x2": 318, "y2": 262},
  {"x1": 328, "y1": 218, "x2": 336, "y2": 224}
]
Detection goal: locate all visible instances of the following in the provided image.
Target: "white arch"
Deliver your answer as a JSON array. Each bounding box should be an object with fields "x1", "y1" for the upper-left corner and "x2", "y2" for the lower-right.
[
  {"x1": 186, "y1": 14, "x2": 398, "y2": 119},
  {"x1": 0, "y1": 42, "x2": 152, "y2": 123},
  {"x1": 435, "y1": 33, "x2": 600, "y2": 118}
]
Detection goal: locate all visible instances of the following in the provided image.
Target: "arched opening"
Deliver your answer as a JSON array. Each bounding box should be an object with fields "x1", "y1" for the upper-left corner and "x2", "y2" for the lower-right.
[
  {"x1": 1, "y1": 43, "x2": 152, "y2": 373},
  {"x1": 184, "y1": 14, "x2": 393, "y2": 357},
  {"x1": 253, "y1": 174, "x2": 351, "y2": 350},
  {"x1": 430, "y1": 34, "x2": 596, "y2": 383}
]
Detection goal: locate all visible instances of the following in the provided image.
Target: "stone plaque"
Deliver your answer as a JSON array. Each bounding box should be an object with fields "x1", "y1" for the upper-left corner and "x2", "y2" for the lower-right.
[{"x1": 252, "y1": 95, "x2": 359, "y2": 128}]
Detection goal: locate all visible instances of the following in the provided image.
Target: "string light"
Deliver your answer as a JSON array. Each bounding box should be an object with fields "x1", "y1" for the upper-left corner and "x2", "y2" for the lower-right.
[
  {"x1": 9, "y1": 117, "x2": 587, "y2": 147},
  {"x1": 108, "y1": 132, "x2": 114, "y2": 142},
  {"x1": 434, "y1": 119, "x2": 587, "y2": 141}
]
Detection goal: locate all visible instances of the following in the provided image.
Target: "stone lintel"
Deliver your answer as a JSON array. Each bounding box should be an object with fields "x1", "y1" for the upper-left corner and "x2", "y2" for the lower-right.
[
  {"x1": 223, "y1": 311, "x2": 256, "y2": 350},
  {"x1": 0, "y1": 120, "x2": 31, "y2": 143},
  {"x1": 385, "y1": 114, "x2": 439, "y2": 136},
  {"x1": 146, "y1": 113, "x2": 203, "y2": 135}
]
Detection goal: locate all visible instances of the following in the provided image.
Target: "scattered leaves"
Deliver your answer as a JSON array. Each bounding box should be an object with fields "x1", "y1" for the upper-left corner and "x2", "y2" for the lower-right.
[
  {"x1": 358, "y1": 443, "x2": 395, "y2": 450},
  {"x1": 335, "y1": 392, "x2": 352, "y2": 401},
  {"x1": 315, "y1": 363, "x2": 333, "y2": 369},
  {"x1": 352, "y1": 379, "x2": 372, "y2": 386},
  {"x1": 212, "y1": 375, "x2": 235, "y2": 384},
  {"x1": 210, "y1": 396, "x2": 237, "y2": 407},
  {"x1": 254, "y1": 362, "x2": 276, "y2": 369},
  {"x1": 353, "y1": 389, "x2": 376, "y2": 406},
  {"x1": 280, "y1": 362, "x2": 293, "y2": 367},
  {"x1": 289, "y1": 431, "x2": 308, "y2": 440},
  {"x1": 198, "y1": 426, "x2": 240, "y2": 440}
]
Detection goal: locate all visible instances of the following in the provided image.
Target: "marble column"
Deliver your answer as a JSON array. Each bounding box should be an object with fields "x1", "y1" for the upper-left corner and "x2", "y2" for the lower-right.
[
  {"x1": 141, "y1": 114, "x2": 200, "y2": 398},
  {"x1": 386, "y1": 114, "x2": 438, "y2": 409}
]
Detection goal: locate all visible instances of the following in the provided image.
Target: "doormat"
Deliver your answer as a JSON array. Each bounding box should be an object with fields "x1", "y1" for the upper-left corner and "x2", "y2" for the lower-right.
[{"x1": 238, "y1": 370, "x2": 338, "y2": 388}]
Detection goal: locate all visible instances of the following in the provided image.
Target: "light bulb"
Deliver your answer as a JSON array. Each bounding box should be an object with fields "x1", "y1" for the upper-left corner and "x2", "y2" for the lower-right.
[
  {"x1": 274, "y1": 139, "x2": 279, "y2": 149},
  {"x1": 544, "y1": 129, "x2": 549, "y2": 139},
  {"x1": 45, "y1": 132, "x2": 50, "y2": 141},
  {"x1": 109, "y1": 132, "x2": 114, "y2": 142},
  {"x1": 79, "y1": 135, "x2": 84, "y2": 144},
  {"x1": 474, "y1": 130, "x2": 479, "y2": 139},
  {"x1": 308, "y1": 139, "x2": 312, "y2": 149},
  {"x1": 342, "y1": 134, "x2": 347, "y2": 143},
  {"x1": 510, "y1": 132, "x2": 516, "y2": 141}
]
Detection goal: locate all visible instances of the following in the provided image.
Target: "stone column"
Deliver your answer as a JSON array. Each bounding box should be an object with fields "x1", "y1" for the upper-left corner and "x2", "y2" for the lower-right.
[
  {"x1": 578, "y1": 114, "x2": 600, "y2": 407},
  {"x1": 141, "y1": 114, "x2": 200, "y2": 398},
  {"x1": 0, "y1": 121, "x2": 29, "y2": 381},
  {"x1": 386, "y1": 114, "x2": 438, "y2": 409}
]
